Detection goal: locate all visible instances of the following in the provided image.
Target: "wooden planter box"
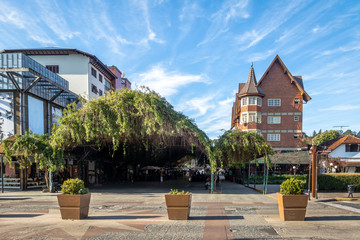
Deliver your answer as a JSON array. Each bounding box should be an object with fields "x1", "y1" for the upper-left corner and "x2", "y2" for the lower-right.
[
  {"x1": 57, "y1": 193, "x2": 91, "y2": 220},
  {"x1": 277, "y1": 192, "x2": 308, "y2": 221},
  {"x1": 165, "y1": 194, "x2": 191, "y2": 220}
]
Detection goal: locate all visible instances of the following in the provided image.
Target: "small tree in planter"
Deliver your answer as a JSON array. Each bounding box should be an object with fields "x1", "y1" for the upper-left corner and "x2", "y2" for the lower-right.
[
  {"x1": 57, "y1": 178, "x2": 91, "y2": 219},
  {"x1": 277, "y1": 178, "x2": 308, "y2": 221},
  {"x1": 165, "y1": 189, "x2": 191, "y2": 220}
]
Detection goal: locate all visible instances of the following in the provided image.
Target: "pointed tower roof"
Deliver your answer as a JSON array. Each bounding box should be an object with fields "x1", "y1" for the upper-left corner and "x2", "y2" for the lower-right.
[{"x1": 239, "y1": 64, "x2": 265, "y2": 97}]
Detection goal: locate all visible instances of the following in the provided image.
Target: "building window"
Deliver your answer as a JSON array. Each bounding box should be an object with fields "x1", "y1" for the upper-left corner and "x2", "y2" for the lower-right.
[
  {"x1": 294, "y1": 116, "x2": 299, "y2": 121},
  {"x1": 241, "y1": 113, "x2": 247, "y2": 123},
  {"x1": 46, "y1": 65, "x2": 59, "y2": 73},
  {"x1": 91, "y1": 67, "x2": 97, "y2": 78},
  {"x1": 99, "y1": 74, "x2": 103, "y2": 83},
  {"x1": 346, "y1": 144, "x2": 360, "y2": 152},
  {"x1": 267, "y1": 134, "x2": 280, "y2": 141},
  {"x1": 91, "y1": 84, "x2": 98, "y2": 94},
  {"x1": 257, "y1": 98, "x2": 262, "y2": 107},
  {"x1": 249, "y1": 113, "x2": 256, "y2": 123},
  {"x1": 98, "y1": 89, "x2": 103, "y2": 96},
  {"x1": 257, "y1": 114, "x2": 261, "y2": 123},
  {"x1": 249, "y1": 97, "x2": 256, "y2": 105},
  {"x1": 294, "y1": 98, "x2": 300, "y2": 104},
  {"x1": 294, "y1": 134, "x2": 298, "y2": 139},
  {"x1": 268, "y1": 99, "x2": 281, "y2": 106},
  {"x1": 268, "y1": 116, "x2": 281, "y2": 124},
  {"x1": 241, "y1": 97, "x2": 248, "y2": 106}
]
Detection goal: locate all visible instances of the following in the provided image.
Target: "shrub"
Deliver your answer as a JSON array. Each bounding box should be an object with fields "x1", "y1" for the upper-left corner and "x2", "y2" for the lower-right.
[
  {"x1": 61, "y1": 178, "x2": 89, "y2": 195},
  {"x1": 280, "y1": 178, "x2": 304, "y2": 195},
  {"x1": 316, "y1": 173, "x2": 360, "y2": 191},
  {"x1": 169, "y1": 189, "x2": 190, "y2": 195}
]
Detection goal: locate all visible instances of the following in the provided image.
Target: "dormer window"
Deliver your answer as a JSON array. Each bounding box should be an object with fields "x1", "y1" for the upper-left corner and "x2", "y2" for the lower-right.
[{"x1": 346, "y1": 144, "x2": 360, "y2": 152}]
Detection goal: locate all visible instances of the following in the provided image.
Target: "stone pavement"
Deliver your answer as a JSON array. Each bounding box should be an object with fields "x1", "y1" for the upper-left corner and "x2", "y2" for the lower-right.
[{"x1": 0, "y1": 180, "x2": 359, "y2": 239}]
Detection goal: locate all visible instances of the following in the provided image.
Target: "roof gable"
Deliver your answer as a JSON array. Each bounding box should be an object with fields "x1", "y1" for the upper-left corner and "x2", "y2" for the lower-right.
[
  {"x1": 328, "y1": 135, "x2": 360, "y2": 151},
  {"x1": 257, "y1": 55, "x2": 311, "y2": 102}
]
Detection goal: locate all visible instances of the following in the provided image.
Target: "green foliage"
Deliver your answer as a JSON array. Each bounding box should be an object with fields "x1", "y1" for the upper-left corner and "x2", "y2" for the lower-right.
[
  {"x1": 315, "y1": 173, "x2": 360, "y2": 191},
  {"x1": 249, "y1": 174, "x2": 308, "y2": 184},
  {"x1": 3, "y1": 132, "x2": 64, "y2": 172},
  {"x1": 61, "y1": 178, "x2": 89, "y2": 195},
  {"x1": 51, "y1": 88, "x2": 214, "y2": 170},
  {"x1": 169, "y1": 189, "x2": 190, "y2": 195},
  {"x1": 280, "y1": 178, "x2": 304, "y2": 195},
  {"x1": 313, "y1": 130, "x2": 340, "y2": 145},
  {"x1": 213, "y1": 130, "x2": 274, "y2": 168}
]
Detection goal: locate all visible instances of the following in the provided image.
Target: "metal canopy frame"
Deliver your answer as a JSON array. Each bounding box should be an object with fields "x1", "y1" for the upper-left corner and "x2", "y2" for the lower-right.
[{"x1": 0, "y1": 53, "x2": 78, "y2": 107}]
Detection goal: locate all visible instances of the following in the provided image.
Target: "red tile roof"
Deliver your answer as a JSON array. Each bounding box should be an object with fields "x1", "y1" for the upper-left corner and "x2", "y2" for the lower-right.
[{"x1": 327, "y1": 135, "x2": 360, "y2": 151}]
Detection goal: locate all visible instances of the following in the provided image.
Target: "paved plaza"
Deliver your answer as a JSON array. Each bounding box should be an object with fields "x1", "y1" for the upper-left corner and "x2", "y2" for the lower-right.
[{"x1": 0, "y1": 180, "x2": 360, "y2": 240}]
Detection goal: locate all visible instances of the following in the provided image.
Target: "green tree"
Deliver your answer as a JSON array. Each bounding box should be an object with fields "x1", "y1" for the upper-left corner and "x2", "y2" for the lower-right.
[
  {"x1": 312, "y1": 130, "x2": 317, "y2": 137},
  {"x1": 213, "y1": 130, "x2": 274, "y2": 168},
  {"x1": 357, "y1": 131, "x2": 360, "y2": 138},
  {"x1": 51, "y1": 88, "x2": 214, "y2": 171},
  {"x1": 3, "y1": 132, "x2": 63, "y2": 189},
  {"x1": 343, "y1": 129, "x2": 356, "y2": 136},
  {"x1": 313, "y1": 130, "x2": 341, "y2": 146}
]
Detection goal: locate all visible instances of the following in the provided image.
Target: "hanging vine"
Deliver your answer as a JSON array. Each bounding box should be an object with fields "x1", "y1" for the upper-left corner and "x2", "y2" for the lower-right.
[
  {"x1": 50, "y1": 87, "x2": 214, "y2": 170},
  {"x1": 213, "y1": 130, "x2": 274, "y2": 168}
]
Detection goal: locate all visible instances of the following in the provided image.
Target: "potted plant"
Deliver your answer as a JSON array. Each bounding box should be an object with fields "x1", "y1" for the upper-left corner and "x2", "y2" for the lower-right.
[
  {"x1": 277, "y1": 177, "x2": 308, "y2": 221},
  {"x1": 165, "y1": 189, "x2": 191, "y2": 220},
  {"x1": 57, "y1": 178, "x2": 91, "y2": 220}
]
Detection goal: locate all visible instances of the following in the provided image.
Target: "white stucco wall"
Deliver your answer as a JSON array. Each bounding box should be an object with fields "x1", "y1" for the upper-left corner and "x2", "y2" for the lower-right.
[
  {"x1": 30, "y1": 54, "x2": 90, "y2": 98},
  {"x1": 88, "y1": 64, "x2": 104, "y2": 99},
  {"x1": 330, "y1": 144, "x2": 360, "y2": 159}
]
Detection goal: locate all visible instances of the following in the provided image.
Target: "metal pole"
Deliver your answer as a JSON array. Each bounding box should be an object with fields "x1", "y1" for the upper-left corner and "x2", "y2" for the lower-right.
[
  {"x1": 210, "y1": 172, "x2": 214, "y2": 193},
  {"x1": 247, "y1": 161, "x2": 250, "y2": 186},
  {"x1": 49, "y1": 170, "x2": 53, "y2": 193},
  {"x1": 254, "y1": 165, "x2": 256, "y2": 189},
  {"x1": 1, "y1": 155, "x2": 4, "y2": 193},
  {"x1": 265, "y1": 166, "x2": 269, "y2": 194},
  {"x1": 311, "y1": 144, "x2": 317, "y2": 198},
  {"x1": 263, "y1": 161, "x2": 266, "y2": 194},
  {"x1": 308, "y1": 162, "x2": 311, "y2": 200}
]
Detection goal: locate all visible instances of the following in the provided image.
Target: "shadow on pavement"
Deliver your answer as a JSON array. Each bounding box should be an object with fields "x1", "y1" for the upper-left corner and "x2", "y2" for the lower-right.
[
  {"x1": 190, "y1": 216, "x2": 244, "y2": 220},
  {"x1": 0, "y1": 198, "x2": 31, "y2": 201},
  {"x1": 306, "y1": 216, "x2": 360, "y2": 221},
  {"x1": 87, "y1": 215, "x2": 163, "y2": 220},
  {"x1": 0, "y1": 214, "x2": 43, "y2": 218}
]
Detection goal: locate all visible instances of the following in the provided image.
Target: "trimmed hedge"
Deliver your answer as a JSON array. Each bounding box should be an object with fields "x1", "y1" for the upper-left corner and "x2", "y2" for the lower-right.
[
  {"x1": 248, "y1": 174, "x2": 308, "y2": 184},
  {"x1": 316, "y1": 173, "x2": 360, "y2": 191}
]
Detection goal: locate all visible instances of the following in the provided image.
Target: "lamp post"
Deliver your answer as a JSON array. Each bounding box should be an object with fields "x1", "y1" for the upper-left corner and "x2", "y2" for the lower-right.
[
  {"x1": 330, "y1": 162, "x2": 333, "y2": 173},
  {"x1": 334, "y1": 165, "x2": 338, "y2": 173},
  {"x1": 293, "y1": 166, "x2": 296, "y2": 176}
]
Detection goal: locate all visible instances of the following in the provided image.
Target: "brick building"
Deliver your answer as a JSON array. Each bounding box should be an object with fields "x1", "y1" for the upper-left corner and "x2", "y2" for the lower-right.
[
  {"x1": 231, "y1": 55, "x2": 311, "y2": 150},
  {"x1": 107, "y1": 65, "x2": 132, "y2": 90}
]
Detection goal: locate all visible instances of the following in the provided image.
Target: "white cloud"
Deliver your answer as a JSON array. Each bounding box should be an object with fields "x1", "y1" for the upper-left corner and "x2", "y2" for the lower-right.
[
  {"x1": 235, "y1": 1, "x2": 304, "y2": 50},
  {"x1": 320, "y1": 105, "x2": 360, "y2": 112},
  {"x1": 198, "y1": 0, "x2": 249, "y2": 46},
  {"x1": 0, "y1": 2, "x2": 55, "y2": 45},
  {"x1": 184, "y1": 96, "x2": 216, "y2": 117},
  {"x1": 247, "y1": 49, "x2": 276, "y2": 62},
  {"x1": 318, "y1": 44, "x2": 360, "y2": 57},
  {"x1": 133, "y1": 65, "x2": 209, "y2": 97},
  {"x1": 195, "y1": 97, "x2": 233, "y2": 138},
  {"x1": 35, "y1": 0, "x2": 80, "y2": 41}
]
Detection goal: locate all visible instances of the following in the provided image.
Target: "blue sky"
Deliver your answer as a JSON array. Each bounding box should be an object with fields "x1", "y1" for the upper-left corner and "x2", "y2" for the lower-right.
[{"x1": 0, "y1": 0, "x2": 359, "y2": 138}]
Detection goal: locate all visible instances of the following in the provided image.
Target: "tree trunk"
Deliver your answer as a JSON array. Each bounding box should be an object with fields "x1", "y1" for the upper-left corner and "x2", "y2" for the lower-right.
[{"x1": 44, "y1": 169, "x2": 49, "y2": 189}]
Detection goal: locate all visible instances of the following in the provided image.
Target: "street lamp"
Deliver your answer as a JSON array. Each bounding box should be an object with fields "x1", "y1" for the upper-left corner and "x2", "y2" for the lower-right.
[
  {"x1": 293, "y1": 166, "x2": 296, "y2": 176},
  {"x1": 334, "y1": 165, "x2": 338, "y2": 173},
  {"x1": 329, "y1": 162, "x2": 333, "y2": 173}
]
